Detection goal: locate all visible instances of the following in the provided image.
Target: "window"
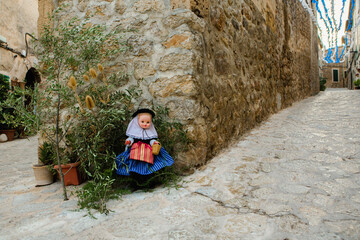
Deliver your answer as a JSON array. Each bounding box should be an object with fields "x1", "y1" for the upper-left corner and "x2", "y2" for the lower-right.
[{"x1": 333, "y1": 69, "x2": 339, "y2": 82}]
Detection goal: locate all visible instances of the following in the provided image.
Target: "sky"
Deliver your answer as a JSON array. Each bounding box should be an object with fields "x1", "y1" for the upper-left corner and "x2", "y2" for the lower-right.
[{"x1": 316, "y1": 0, "x2": 351, "y2": 49}]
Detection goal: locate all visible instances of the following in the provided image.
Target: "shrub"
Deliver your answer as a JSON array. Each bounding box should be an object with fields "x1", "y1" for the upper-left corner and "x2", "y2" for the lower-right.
[
  {"x1": 320, "y1": 76, "x2": 326, "y2": 91},
  {"x1": 354, "y1": 79, "x2": 360, "y2": 87}
]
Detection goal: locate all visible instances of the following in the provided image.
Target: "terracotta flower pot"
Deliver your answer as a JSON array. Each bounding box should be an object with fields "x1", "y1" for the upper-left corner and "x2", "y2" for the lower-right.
[
  {"x1": 54, "y1": 161, "x2": 81, "y2": 186},
  {"x1": 0, "y1": 129, "x2": 16, "y2": 141},
  {"x1": 32, "y1": 164, "x2": 54, "y2": 187}
]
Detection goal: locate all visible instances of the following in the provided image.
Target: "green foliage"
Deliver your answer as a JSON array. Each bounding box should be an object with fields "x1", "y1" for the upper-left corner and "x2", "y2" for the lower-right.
[
  {"x1": 39, "y1": 141, "x2": 56, "y2": 166},
  {"x1": 0, "y1": 86, "x2": 40, "y2": 134},
  {"x1": 28, "y1": 10, "x2": 128, "y2": 166},
  {"x1": 0, "y1": 74, "x2": 9, "y2": 102},
  {"x1": 320, "y1": 76, "x2": 326, "y2": 91},
  {"x1": 76, "y1": 177, "x2": 121, "y2": 217},
  {"x1": 0, "y1": 107, "x2": 17, "y2": 130},
  {"x1": 17, "y1": 9, "x2": 130, "y2": 200},
  {"x1": 72, "y1": 91, "x2": 189, "y2": 214},
  {"x1": 354, "y1": 79, "x2": 360, "y2": 87},
  {"x1": 0, "y1": 75, "x2": 20, "y2": 130}
]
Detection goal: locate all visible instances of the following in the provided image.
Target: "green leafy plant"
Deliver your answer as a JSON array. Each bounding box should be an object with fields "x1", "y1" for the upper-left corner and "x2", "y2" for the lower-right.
[
  {"x1": 0, "y1": 74, "x2": 9, "y2": 102},
  {"x1": 0, "y1": 75, "x2": 25, "y2": 131},
  {"x1": 0, "y1": 86, "x2": 40, "y2": 135},
  {"x1": 22, "y1": 9, "x2": 126, "y2": 200},
  {"x1": 39, "y1": 141, "x2": 56, "y2": 166},
  {"x1": 320, "y1": 76, "x2": 326, "y2": 91},
  {"x1": 354, "y1": 79, "x2": 360, "y2": 88},
  {"x1": 71, "y1": 90, "x2": 189, "y2": 214}
]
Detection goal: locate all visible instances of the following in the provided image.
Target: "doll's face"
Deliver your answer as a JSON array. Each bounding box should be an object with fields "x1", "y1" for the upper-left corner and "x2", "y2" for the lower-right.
[{"x1": 138, "y1": 113, "x2": 152, "y2": 129}]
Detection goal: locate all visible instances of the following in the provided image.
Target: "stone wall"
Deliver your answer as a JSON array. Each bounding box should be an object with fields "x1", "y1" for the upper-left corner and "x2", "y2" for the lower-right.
[
  {"x1": 191, "y1": 0, "x2": 319, "y2": 162},
  {"x1": 37, "y1": 0, "x2": 319, "y2": 168},
  {"x1": 0, "y1": 0, "x2": 38, "y2": 78}
]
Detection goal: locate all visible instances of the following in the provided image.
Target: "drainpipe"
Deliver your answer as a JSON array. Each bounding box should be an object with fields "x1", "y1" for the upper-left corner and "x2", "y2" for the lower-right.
[
  {"x1": 0, "y1": 33, "x2": 37, "y2": 58},
  {"x1": 25, "y1": 33, "x2": 38, "y2": 57}
]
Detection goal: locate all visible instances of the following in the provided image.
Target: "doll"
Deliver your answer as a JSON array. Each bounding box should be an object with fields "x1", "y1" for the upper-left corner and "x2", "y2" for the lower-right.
[{"x1": 115, "y1": 108, "x2": 174, "y2": 175}]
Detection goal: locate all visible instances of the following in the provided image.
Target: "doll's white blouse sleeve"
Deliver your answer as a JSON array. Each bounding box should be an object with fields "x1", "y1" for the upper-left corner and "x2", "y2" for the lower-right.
[{"x1": 125, "y1": 137, "x2": 134, "y2": 145}]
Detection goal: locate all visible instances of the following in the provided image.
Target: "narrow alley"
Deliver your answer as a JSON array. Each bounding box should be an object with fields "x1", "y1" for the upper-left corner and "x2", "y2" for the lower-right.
[{"x1": 1, "y1": 89, "x2": 359, "y2": 240}]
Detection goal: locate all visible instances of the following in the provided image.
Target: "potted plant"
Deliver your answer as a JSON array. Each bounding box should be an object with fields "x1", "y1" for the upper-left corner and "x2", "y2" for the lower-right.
[
  {"x1": 32, "y1": 141, "x2": 55, "y2": 186},
  {"x1": 0, "y1": 86, "x2": 40, "y2": 141},
  {"x1": 54, "y1": 161, "x2": 82, "y2": 186},
  {"x1": 53, "y1": 146, "x2": 82, "y2": 186},
  {"x1": 354, "y1": 79, "x2": 360, "y2": 89}
]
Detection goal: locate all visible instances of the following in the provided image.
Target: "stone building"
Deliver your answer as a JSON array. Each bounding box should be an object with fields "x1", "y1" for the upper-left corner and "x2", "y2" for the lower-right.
[
  {"x1": 344, "y1": 0, "x2": 360, "y2": 89},
  {"x1": 321, "y1": 47, "x2": 347, "y2": 88},
  {"x1": 36, "y1": 0, "x2": 319, "y2": 168},
  {"x1": 0, "y1": 0, "x2": 40, "y2": 89},
  {"x1": 321, "y1": 62, "x2": 347, "y2": 88}
]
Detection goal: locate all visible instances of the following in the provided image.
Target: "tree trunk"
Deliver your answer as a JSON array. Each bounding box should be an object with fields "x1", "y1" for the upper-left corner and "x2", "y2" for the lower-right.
[{"x1": 55, "y1": 93, "x2": 68, "y2": 200}]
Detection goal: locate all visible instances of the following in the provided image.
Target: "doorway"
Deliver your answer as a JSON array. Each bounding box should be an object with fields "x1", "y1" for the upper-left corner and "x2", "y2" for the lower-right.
[{"x1": 24, "y1": 67, "x2": 41, "y2": 107}]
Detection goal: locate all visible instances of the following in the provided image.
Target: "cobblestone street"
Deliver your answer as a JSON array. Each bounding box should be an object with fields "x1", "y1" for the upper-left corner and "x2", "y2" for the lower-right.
[{"x1": 0, "y1": 89, "x2": 359, "y2": 240}]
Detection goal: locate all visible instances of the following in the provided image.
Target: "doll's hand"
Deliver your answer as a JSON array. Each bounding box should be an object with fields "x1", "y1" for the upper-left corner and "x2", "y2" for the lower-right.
[
  {"x1": 150, "y1": 140, "x2": 160, "y2": 146},
  {"x1": 125, "y1": 140, "x2": 131, "y2": 145}
]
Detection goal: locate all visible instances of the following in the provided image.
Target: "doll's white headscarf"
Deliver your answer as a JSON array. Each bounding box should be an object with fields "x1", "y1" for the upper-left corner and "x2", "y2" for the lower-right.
[{"x1": 126, "y1": 115, "x2": 158, "y2": 140}]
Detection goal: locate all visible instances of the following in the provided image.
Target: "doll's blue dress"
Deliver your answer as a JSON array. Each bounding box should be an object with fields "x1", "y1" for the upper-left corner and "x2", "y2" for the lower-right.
[{"x1": 115, "y1": 138, "x2": 174, "y2": 175}]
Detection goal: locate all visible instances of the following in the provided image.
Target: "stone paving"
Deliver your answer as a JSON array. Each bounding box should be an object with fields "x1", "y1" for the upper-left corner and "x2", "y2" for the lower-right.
[{"x1": 0, "y1": 89, "x2": 360, "y2": 240}]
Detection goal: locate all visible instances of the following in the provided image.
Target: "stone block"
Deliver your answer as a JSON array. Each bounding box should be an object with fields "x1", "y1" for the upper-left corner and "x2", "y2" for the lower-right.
[
  {"x1": 163, "y1": 10, "x2": 206, "y2": 33},
  {"x1": 118, "y1": 14, "x2": 149, "y2": 29},
  {"x1": 134, "y1": 60, "x2": 156, "y2": 80},
  {"x1": 210, "y1": 6, "x2": 226, "y2": 31},
  {"x1": 127, "y1": 35, "x2": 153, "y2": 56},
  {"x1": 214, "y1": 50, "x2": 230, "y2": 75},
  {"x1": 163, "y1": 33, "x2": 192, "y2": 49},
  {"x1": 158, "y1": 53, "x2": 194, "y2": 72},
  {"x1": 190, "y1": 0, "x2": 209, "y2": 18},
  {"x1": 115, "y1": 0, "x2": 127, "y2": 14},
  {"x1": 149, "y1": 75, "x2": 197, "y2": 97},
  {"x1": 166, "y1": 99, "x2": 200, "y2": 121},
  {"x1": 133, "y1": 0, "x2": 165, "y2": 13},
  {"x1": 185, "y1": 123, "x2": 207, "y2": 143},
  {"x1": 171, "y1": 0, "x2": 191, "y2": 10}
]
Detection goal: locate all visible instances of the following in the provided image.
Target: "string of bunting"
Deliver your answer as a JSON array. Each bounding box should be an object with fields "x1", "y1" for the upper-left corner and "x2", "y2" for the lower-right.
[
  {"x1": 295, "y1": 0, "x2": 355, "y2": 63},
  {"x1": 336, "y1": 0, "x2": 354, "y2": 63},
  {"x1": 298, "y1": 0, "x2": 325, "y2": 48},
  {"x1": 309, "y1": 0, "x2": 355, "y2": 63},
  {"x1": 312, "y1": 0, "x2": 331, "y2": 49}
]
